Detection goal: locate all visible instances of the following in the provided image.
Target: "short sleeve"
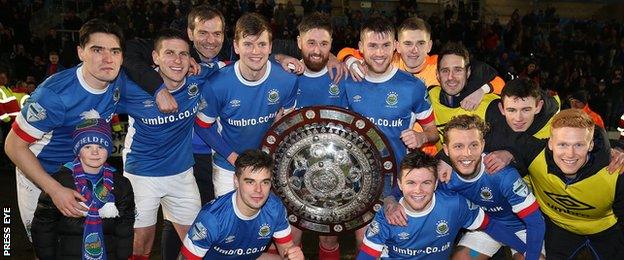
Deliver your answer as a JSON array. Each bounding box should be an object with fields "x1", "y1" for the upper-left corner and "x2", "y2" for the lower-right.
[{"x1": 14, "y1": 87, "x2": 66, "y2": 142}]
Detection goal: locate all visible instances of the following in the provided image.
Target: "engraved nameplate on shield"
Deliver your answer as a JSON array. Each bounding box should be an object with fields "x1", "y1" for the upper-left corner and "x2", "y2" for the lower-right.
[{"x1": 262, "y1": 106, "x2": 396, "y2": 234}]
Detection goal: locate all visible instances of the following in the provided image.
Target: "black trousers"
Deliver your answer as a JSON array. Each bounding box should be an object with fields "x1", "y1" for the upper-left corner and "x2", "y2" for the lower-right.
[{"x1": 545, "y1": 217, "x2": 624, "y2": 259}]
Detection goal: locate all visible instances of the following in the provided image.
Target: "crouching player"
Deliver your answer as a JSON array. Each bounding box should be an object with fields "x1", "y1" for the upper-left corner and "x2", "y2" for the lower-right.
[
  {"x1": 357, "y1": 151, "x2": 527, "y2": 259},
  {"x1": 179, "y1": 150, "x2": 303, "y2": 260}
]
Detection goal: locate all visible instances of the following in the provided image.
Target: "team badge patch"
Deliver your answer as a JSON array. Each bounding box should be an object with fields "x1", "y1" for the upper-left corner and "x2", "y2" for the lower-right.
[
  {"x1": 198, "y1": 98, "x2": 208, "y2": 110},
  {"x1": 190, "y1": 222, "x2": 208, "y2": 241},
  {"x1": 328, "y1": 83, "x2": 340, "y2": 96},
  {"x1": 267, "y1": 89, "x2": 280, "y2": 104},
  {"x1": 480, "y1": 187, "x2": 493, "y2": 201},
  {"x1": 436, "y1": 220, "x2": 449, "y2": 236},
  {"x1": 114, "y1": 87, "x2": 121, "y2": 103},
  {"x1": 26, "y1": 102, "x2": 47, "y2": 122},
  {"x1": 512, "y1": 178, "x2": 529, "y2": 197},
  {"x1": 187, "y1": 83, "x2": 199, "y2": 98},
  {"x1": 367, "y1": 220, "x2": 380, "y2": 237},
  {"x1": 258, "y1": 223, "x2": 271, "y2": 238},
  {"x1": 466, "y1": 199, "x2": 480, "y2": 210},
  {"x1": 84, "y1": 233, "x2": 103, "y2": 257},
  {"x1": 386, "y1": 92, "x2": 398, "y2": 106}
]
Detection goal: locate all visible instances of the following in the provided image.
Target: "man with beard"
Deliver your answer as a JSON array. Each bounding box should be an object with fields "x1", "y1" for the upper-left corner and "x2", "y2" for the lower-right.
[
  {"x1": 357, "y1": 151, "x2": 528, "y2": 259},
  {"x1": 440, "y1": 115, "x2": 545, "y2": 260},
  {"x1": 343, "y1": 16, "x2": 439, "y2": 245},
  {"x1": 512, "y1": 109, "x2": 624, "y2": 258},
  {"x1": 179, "y1": 150, "x2": 304, "y2": 260},
  {"x1": 288, "y1": 12, "x2": 346, "y2": 260}
]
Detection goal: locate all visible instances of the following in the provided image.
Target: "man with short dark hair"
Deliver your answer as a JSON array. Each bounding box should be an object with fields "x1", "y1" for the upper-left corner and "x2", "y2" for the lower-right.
[
  {"x1": 179, "y1": 150, "x2": 304, "y2": 260},
  {"x1": 357, "y1": 150, "x2": 527, "y2": 259},
  {"x1": 5, "y1": 18, "x2": 126, "y2": 242}
]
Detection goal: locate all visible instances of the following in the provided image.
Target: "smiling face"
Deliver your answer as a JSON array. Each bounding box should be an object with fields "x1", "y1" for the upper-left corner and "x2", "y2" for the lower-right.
[
  {"x1": 359, "y1": 30, "x2": 395, "y2": 76},
  {"x1": 77, "y1": 32, "x2": 122, "y2": 89},
  {"x1": 396, "y1": 29, "x2": 432, "y2": 70},
  {"x1": 234, "y1": 166, "x2": 272, "y2": 217},
  {"x1": 298, "y1": 28, "x2": 332, "y2": 72},
  {"x1": 234, "y1": 30, "x2": 272, "y2": 76},
  {"x1": 437, "y1": 54, "x2": 470, "y2": 96},
  {"x1": 500, "y1": 96, "x2": 543, "y2": 132},
  {"x1": 548, "y1": 127, "x2": 593, "y2": 175},
  {"x1": 152, "y1": 38, "x2": 190, "y2": 89},
  {"x1": 79, "y1": 144, "x2": 108, "y2": 174},
  {"x1": 187, "y1": 17, "x2": 224, "y2": 61},
  {"x1": 398, "y1": 167, "x2": 436, "y2": 212},
  {"x1": 443, "y1": 128, "x2": 485, "y2": 177}
]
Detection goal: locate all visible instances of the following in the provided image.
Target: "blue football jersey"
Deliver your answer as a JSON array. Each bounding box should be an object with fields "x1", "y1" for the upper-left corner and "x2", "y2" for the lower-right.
[
  {"x1": 344, "y1": 67, "x2": 434, "y2": 167},
  {"x1": 13, "y1": 65, "x2": 123, "y2": 173},
  {"x1": 439, "y1": 155, "x2": 538, "y2": 232},
  {"x1": 197, "y1": 61, "x2": 297, "y2": 170},
  {"x1": 295, "y1": 66, "x2": 347, "y2": 109},
  {"x1": 361, "y1": 191, "x2": 486, "y2": 259},
  {"x1": 121, "y1": 64, "x2": 218, "y2": 176},
  {"x1": 181, "y1": 191, "x2": 292, "y2": 259}
]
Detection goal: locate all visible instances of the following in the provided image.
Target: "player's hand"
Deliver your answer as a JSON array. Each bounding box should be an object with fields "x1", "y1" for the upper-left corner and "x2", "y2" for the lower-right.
[
  {"x1": 460, "y1": 86, "x2": 486, "y2": 111},
  {"x1": 50, "y1": 185, "x2": 87, "y2": 218},
  {"x1": 188, "y1": 58, "x2": 201, "y2": 76},
  {"x1": 227, "y1": 152, "x2": 239, "y2": 165},
  {"x1": 608, "y1": 148, "x2": 624, "y2": 174},
  {"x1": 484, "y1": 150, "x2": 514, "y2": 173},
  {"x1": 282, "y1": 246, "x2": 304, "y2": 260},
  {"x1": 156, "y1": 88, "x2": 178, "y2": 113},
  {"x1": 383, "y1": 196, "x2": 407, "y2": 226},
  {"x1": 400, "y1": 129, "x2": 428, "y2": 149},
  {"x1": 437, "y1": 160, "x2": 452, "y2": 183},
  {"x1": 346, "y1": 56, "x2": 367, "y2": 82},
  {"x1": 277, "y1": 54, "x2": 304, "y2": 75},
  {"x1": 326, "y1": 55, "x2": 348, "y2": 84}
]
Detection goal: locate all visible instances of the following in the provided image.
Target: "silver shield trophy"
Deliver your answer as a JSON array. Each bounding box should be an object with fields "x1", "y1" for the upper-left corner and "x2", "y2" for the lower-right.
[{"x1": 261, "y1": 106, "x2": 396, "y2": 235}]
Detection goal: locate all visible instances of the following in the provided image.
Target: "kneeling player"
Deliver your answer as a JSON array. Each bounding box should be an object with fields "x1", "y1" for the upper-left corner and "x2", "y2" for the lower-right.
[
  {"x1": 358, "y1": 151, "x2": 527, "y2": 259},
  {"x1": 180, "y1": 150, "x2": 303, "y2": 260}
]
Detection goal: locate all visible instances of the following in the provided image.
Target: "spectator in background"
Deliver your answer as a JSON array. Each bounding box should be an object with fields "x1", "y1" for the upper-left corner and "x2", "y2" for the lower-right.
[
  {"x1": 569, "y1": 90, "x2": 605, "y2": 129},
  {"x1": 46, "y1": 51, "x2": 65, "y2": 77}
]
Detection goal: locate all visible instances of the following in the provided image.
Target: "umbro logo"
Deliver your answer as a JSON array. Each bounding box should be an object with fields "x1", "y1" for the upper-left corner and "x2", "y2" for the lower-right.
[{"x1": 544, "y1": 192, "x2": 595, "y2": 211}]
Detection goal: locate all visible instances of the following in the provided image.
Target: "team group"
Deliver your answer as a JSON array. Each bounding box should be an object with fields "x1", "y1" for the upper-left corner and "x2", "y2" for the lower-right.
[{"x1": 4, "y1": 4, "x2": 624, "y2": 260}]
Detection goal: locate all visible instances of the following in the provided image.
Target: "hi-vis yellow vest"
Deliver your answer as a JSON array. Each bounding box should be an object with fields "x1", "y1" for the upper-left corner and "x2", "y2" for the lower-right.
[
  {"x1": 429, "y1": 86, "x2": 498, "y2": 148},
  {"x1": 527, "y1": 150, "x2": 617, "y2": 235}
]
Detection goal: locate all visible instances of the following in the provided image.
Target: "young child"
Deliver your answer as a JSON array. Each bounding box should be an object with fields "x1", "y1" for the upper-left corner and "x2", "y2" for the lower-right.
[{"x1": 31, "y1": 110, "x2": 135, "y2": 260}]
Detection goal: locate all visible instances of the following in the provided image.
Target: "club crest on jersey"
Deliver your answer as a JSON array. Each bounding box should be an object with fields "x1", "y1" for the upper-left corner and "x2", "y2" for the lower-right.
[
  {"x1": 84, "y1": 233, "x2": 103, "y2": 257},
  {"x1": 367, "y1": 220, "x2": 380, "y2": 237},
  {"x1": 190, "y1": 222, "x2": 208, "y2": 241},
  {"x1": 386, "y1": 92, "x2": 398, "y2": 106},
  {"x1": 114, "y1": 87, "x2": 120, "y2": 103},
  {"x1": 258, "y1": 223, "x2": 271, "y2": 238},
  {"x1": 26, "y1": 102, "x2": 47, "y2": 122},
  {"x1": 352, "y1": 95, "x2": 362, "y2": 103},
  {"x1": 328, "y1": 83, "x2": 340, "y2": 96},
  {"x1": 512, "y1": 178, "x2": 530, "y2": 197},
  {"x1": 187, "y1": 83, "x2": 199, "y2": 98},
  {"x1": 480, "y1": 187, "x2": 493, "y2": 201},
  {"x1": 398, "y1": 232, "x2": 410, "y2": 240},
  {"x1": 436, "y1": 220, "x2": 449, "y2": 236},
  {"x1": 267, "y1": 89, "x2": 280, "y2": 104},
  {"x1": 230, "y1": 99, "x2": 241, "y2": 107}
]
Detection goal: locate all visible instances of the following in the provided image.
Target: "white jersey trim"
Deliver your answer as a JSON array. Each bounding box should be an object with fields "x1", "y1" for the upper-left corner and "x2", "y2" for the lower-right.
[
  {"x1": 365, "y1": 66, "x2": 398, "y2": 83},
  {"x1": 197, "y1": 112, "x2": 216, "y2": 124},
  {"x1": 273, "y1": 225, "x2": 292, "y2": 239},
  {"x1": 401, "y1": 194, "x2": 436, "y2": 218},
  {"x1": 234, "y1": 61, "x2": 271, "y2": 86},
  {"x1": 232, "y1": 192, "x2": 261, "y2": 220},
  {"x1": 16, "y1": 115, "x2": 46, "y2": 139},
  {"x1": 76, "y1": 66, "x2": 109, "y2": 94},
  {"x1": 414, "y1": 107, "x2": 433, "y2": 120},
  {"x1": 362, "y1": 236, "x2": 384, "y2": 252},
  {"x1": 512, "y1": 193, "x2": 537, "y2": 214},
  {"x1": 182, "y1": 236, "x2": 208, "y2": 258},
  {"x1": 303, "y1": 66, "x2": 328, "y2": 78},
  {"x1": 466, "y1": 208, "x2": 486, "y2": 230}
]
